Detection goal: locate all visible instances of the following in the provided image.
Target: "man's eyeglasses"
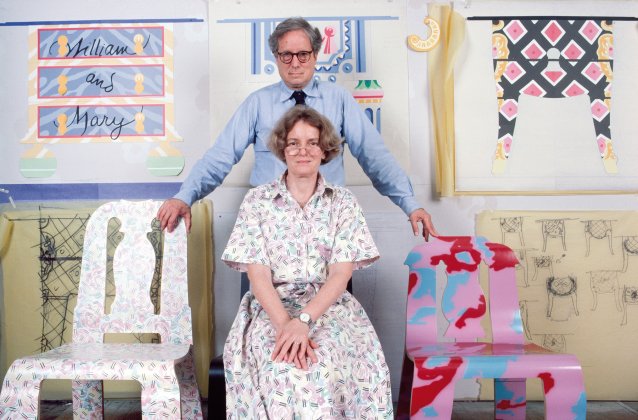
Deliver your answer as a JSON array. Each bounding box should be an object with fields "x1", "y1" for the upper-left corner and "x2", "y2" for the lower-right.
[
  {"x1": 277, "y1": 50, "x2": 313, "y2": 64},
  {"x1": 285, "y1": 140, "x2": 322, "y2": 156}
]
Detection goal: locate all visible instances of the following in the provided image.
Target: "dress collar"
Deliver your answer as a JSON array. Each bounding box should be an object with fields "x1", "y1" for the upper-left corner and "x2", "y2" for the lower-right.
[{"x1": 270, "y1": 171, "x2": 333, "y2": 205}]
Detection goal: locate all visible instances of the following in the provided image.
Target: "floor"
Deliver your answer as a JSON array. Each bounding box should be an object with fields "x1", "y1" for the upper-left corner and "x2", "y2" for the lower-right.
[{"x1": 38, "y1": 399, "x2": 638, "y2": 419}]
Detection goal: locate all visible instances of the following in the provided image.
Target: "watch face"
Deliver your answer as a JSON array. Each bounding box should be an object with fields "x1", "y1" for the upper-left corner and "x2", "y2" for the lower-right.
[{"x1": 299, "y1": 313, "x2": 311, "y2": 324}]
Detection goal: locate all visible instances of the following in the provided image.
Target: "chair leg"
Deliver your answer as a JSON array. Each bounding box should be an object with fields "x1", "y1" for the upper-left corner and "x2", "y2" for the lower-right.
[
  {"x1": 540, "y1": 363, "x2": 587, "y2": 420},
  {"x1": 140, "y1": 378, "x2": 182, "y2": 419},
  {"x1": 72, "y1": 380, "x2": 104, "y2": 418},
  {"x1": 409, "y1": 357, "x2": 459, "y2": 420},
  {"x1": 494, "y1": 378, "x2": 526, "y2": 420},
  {"x1": 0, "y1": 365, "x2": 43, "y2": 419},
  {"x1": 396, "y1": 355, "x2": 414, "y2": 420},
  {"x1": 175, "y1": 348, "x2": 203, "y2": 419},
  {"x1": 208, "y1": 354, "x2": 226, "y2": 420}
]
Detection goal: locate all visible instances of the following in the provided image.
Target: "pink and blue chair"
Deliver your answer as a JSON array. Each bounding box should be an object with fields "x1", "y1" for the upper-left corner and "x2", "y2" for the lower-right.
[{"x1": 397, "y1": 236, "x2": 586, "y2": 419}]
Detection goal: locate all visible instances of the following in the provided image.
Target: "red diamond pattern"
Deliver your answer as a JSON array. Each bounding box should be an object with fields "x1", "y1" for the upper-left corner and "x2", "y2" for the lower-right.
[
  {"x1": 562, "y1": 40, "x2": 585, "y2": 60},
  {"x1": 522, "y1": 40, "x2": 546, "y2": 60},
  {"x1": 520, "y1": 81, "x2": 546, "y2": 97},
  {"x1": 504, "y1": 21, "x2": 528, "y2": 44},
  {"x1": 542, "y1": 21, "x2": 565, "y2": 45},
  {"x1": 579, "y1": 20, "x2": 603, "y2": 44},
  {"x1": 562, "y1": 81, "x2": 588, "y2": 97},
  {"x1": 500, "y1": 99, "x2": 519, "y2": 121},
  {"x1": 590, "y1": 99, "x2": 609, "y2": 121},
  {"x1": 541, "y1": 69, "x2": 566, "y2": 86},
  {"x1": 503, "y1": 62, "x2": 526, "y2": 83},
  {"x1": 582, "y1": 62, "x2": 604, "y2": 84}
]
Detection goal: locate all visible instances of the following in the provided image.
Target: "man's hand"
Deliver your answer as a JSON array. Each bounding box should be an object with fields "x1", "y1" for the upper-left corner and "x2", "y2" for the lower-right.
[
  {"x1": 409, "y1": 208, "x2": 438, "y2": 241},
  {"x1": 157, "y1": 198, "x2": 192, "y2": 233}
]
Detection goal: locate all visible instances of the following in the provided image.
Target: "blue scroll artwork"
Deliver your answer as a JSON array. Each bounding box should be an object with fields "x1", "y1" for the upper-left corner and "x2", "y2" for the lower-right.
[
  {"x1": 38, "y1": 65, "x2": 165, "y2": 98},
  {"x1": 38, "y1": 26, "x2": 165, "y2": 59},
  {"x1": 38, "y1": 104, "x2": 165, "y2": 140}
]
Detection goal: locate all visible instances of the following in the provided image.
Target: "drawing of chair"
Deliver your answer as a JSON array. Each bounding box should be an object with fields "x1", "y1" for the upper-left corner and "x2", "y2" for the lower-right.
[
  {"x1": 589, "y1": 270, "x2": 622, "y2": 311},
  {"x1": 538, "y1": 219, "x2": 567, "y2": 252},
  {"x1": 397, "y1": 236, "x2": 586, "y2": 420},
  {"x1": 621, "y1": 286, "x2": 638, "y2": 326},
  {"x1": 490, "y1": 19, "x2": 617, "y2": 174},
  {"x1": 546, "y1": 275, "x2": 579, "y2": 318},
  {"x1": 582, "y1": 220, "x2": 614, "y2": 256},
  {"x1": 500, "y1": 217, "x2": 525, "y2": 246},
  {"x1": 622, "y1": 236, "x2": 638, "y2": 272},
  {"x1": 0, "y1": 200, "x2": 202, "y2": 419},
  {"x1": 531, "y1": 255, "x2": 554, "y2": 282}
]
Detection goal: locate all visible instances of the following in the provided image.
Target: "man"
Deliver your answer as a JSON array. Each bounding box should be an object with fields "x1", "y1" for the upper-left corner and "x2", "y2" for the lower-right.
[{"x1": 158, "y1": 17, "x2": 438, "y2": 239}]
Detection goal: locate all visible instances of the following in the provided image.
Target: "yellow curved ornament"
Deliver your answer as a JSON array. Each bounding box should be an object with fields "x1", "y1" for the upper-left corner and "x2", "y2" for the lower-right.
[{"x1": 407, "y1": 17, "x2": 441, "y2": 52}]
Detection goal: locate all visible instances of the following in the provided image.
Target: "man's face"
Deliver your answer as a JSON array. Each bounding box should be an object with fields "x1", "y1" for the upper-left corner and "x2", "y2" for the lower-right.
[{"x1": 275, "y1": 30, "x2": 317, "y2": 90}]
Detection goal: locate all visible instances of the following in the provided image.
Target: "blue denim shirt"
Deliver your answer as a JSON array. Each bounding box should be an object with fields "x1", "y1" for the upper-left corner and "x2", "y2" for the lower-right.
[{"x1": 175, "y1": 79, "x2": 420, "y2": 216}]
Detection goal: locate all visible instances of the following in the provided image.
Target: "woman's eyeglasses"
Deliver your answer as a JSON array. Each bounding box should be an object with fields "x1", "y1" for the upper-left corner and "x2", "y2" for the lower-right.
[
  {"x1": 285, "y1": 141, "x2": 322, "y2": 156},
  {"x1": 277, "y1": 50, "x2": 313, "y2": 64}
]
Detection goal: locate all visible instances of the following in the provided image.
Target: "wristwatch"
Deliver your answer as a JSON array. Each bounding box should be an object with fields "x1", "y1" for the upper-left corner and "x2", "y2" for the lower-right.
[{"x1": 298, "y1": 312, "x2": 313, "y2": 327}]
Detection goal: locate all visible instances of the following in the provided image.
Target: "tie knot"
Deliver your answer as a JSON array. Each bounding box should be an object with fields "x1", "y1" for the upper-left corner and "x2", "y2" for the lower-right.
[{"x1": 291, "y1": 90, "x2": 306, "y2": 105}]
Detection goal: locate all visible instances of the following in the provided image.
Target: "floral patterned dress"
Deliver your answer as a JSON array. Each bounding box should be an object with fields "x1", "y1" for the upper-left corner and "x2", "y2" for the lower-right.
[{"x1": 222, "y1": 174, "x2": 393, "y2": 419}]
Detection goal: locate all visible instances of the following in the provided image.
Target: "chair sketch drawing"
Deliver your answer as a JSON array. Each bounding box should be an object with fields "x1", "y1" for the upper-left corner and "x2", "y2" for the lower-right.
[
  {"x1": 0, "y1": 200, "x2": 202, "y2": 419},
  {"x1": 500, "y1": 217, "x2": 525, "y2": 246},
  {"x1": 589, "y1": 270, "x2": 622, "y2": 312},
  {"x1": 538, "y1": 219, "x2": 567, "y2": 252},
  {"x1": 531, "y1": 255, "x2": 554, "y2": 282},
  {"x1": 397, "y1": 236, "x2": 586, "y2": 420},
  {"x1": 546, "y1": 275, "x2": 579, "y2": 319},
  {"x1": 582, "y1": 219, "x2": 614, "y2": 257}
]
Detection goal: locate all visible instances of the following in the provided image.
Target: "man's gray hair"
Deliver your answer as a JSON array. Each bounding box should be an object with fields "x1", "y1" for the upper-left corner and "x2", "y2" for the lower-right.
[{"x1": 268, "y1": 17, "x2": 322, "y2": 55}]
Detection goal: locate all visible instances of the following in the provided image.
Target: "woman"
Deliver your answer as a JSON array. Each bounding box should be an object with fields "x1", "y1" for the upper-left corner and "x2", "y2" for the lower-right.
[{"x1": 222, "y1": 106, "x2": 393, "y2": 418}]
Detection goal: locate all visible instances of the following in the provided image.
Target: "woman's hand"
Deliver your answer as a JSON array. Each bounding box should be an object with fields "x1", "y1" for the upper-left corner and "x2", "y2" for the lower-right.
[{"x1": 272, "y1": 318, "x2": 318, "y2": 370}]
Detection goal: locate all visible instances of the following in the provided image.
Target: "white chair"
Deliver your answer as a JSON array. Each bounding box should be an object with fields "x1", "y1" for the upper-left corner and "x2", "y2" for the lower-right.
[{"x1": 0, "y1": 200, "x2": 202, "y2": 419}]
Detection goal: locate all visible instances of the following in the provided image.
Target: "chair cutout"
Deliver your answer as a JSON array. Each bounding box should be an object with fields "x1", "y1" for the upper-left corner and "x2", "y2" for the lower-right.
[
  {"x1": 397, "y1": 236, "x2": 586, "y2": 420},
  {"x1": 0, "y1": 200, "x2": 202, "y2": 419}
]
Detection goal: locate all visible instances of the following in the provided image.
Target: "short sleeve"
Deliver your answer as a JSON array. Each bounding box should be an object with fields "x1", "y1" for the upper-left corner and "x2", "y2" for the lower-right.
[
  {"x1": 329, "y1": 190, "x2": 379, "y2": 270},
  {"x1": 221, "y1": 189, "x2": 270, "y2": 272}
]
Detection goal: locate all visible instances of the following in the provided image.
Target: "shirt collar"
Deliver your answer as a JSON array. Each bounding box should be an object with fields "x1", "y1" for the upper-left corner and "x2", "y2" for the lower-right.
[
  {"x1": 278, "y1": 79, "x2": 319, "y2": 103},
  {"x1": 271, "y1": 171, "x2": 334, "y2": 205}
]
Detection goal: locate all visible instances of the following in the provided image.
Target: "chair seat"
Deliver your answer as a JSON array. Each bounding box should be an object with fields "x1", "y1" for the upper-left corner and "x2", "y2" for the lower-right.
[
  {"x1": 12, "y1": 343, "x2": 192, "y2": 370},
  {"x1": 408, "y1": 342, "x2": 556, "y2": 358},
  {"x1": 406, "y1": 342, "x2": 583, "y2": 384}
]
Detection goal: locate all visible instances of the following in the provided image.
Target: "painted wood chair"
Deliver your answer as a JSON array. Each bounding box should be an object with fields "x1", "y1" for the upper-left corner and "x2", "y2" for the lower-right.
[
  {"x1": 0, "y1": 200, "x2": 202, "y2": 419},
  {"x1": 396, "y1": 236, "x2": 586, "y2": 420}
]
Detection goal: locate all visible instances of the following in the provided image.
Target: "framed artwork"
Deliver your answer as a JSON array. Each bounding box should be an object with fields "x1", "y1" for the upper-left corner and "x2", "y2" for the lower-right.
[{"x1": 432, "y1": 2, "x2": 638, "y2": 194}]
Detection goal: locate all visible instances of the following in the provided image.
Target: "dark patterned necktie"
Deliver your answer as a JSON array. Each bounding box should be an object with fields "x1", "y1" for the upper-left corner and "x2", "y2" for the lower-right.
[{"x1": 291, "y1": 90, "x2": 306, "y2": 105}]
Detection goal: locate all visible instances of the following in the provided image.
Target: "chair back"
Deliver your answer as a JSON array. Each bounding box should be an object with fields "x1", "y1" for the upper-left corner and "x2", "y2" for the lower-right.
[
  {"x1": 72, "y1": 200, "x2": 192, "y2": 345},
  {"x1": 404, "y1": 236, "x2": 523, "y2": 350}
]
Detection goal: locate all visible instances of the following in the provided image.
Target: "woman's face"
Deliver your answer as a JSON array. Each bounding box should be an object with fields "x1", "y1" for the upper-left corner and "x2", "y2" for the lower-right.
[{"x1": 284, "y1": 120, "x2": 325, "y2": 178}]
